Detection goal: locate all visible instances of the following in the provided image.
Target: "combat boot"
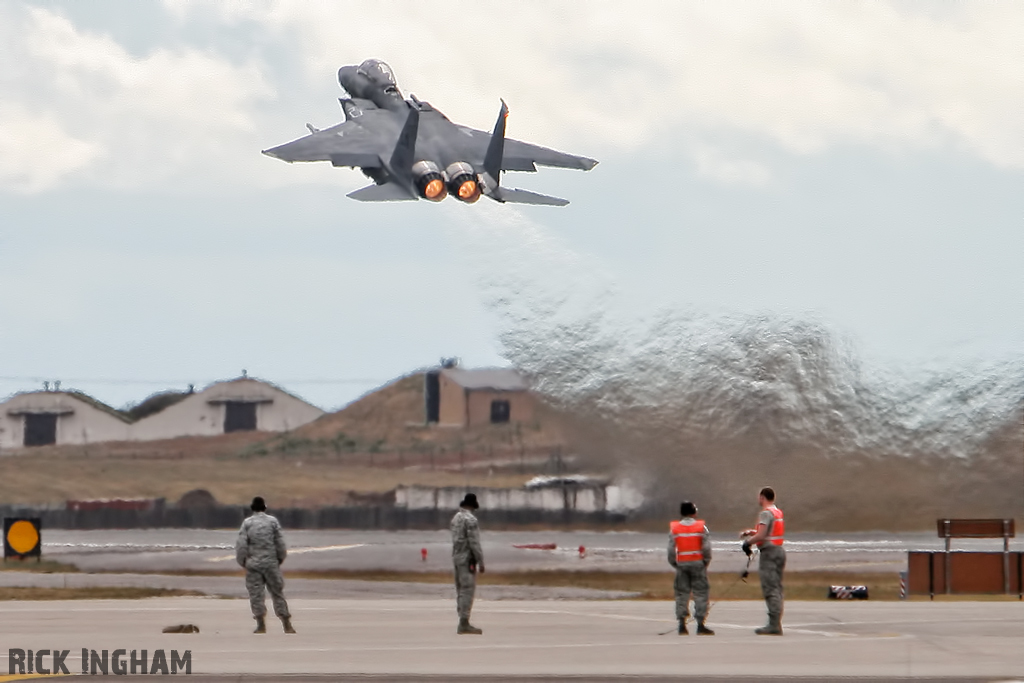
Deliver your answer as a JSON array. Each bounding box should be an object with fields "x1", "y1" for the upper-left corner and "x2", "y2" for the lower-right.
[
  {"x1": 696, "y1": 621, "x2": 715, "y2": 636},
  {"x1": 677, "y1": 620, "x2": 688, "y2": 635},
  {"x1": 253, "y1": 616, "x2": 266, "y2": 634},
  {"x1": 281, "y1": 617, "x2": 296, "y2": 634},
  {"x1": 755, "y1": 616, "x2": 783, "y2": 635},
  {"x1": 457, "y1": 617, "x2": 482, "y2": 635}
]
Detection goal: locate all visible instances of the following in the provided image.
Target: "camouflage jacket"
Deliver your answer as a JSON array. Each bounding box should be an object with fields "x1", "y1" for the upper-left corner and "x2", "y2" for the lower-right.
[
  {"x1": 235, "y1": 511, "x2": 287, "y2": 568},
  {"x1": 450, "y1": 509, "x2": 484, "y2": 566}
]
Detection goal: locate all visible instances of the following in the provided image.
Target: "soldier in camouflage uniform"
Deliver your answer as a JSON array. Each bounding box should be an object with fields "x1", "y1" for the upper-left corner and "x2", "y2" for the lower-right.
[
  {"x1": 740, "y1": 486, "x2": 786, "y2": 635},
  {"x1": 668, "y1": 501, "x2": 714, "y2": 635},
  {"x1": 450, "y1": 493, "x2": 485, "y2": 634},
  {"x1": 235, "y1": 496, "x2": 295, "y2": 634}
]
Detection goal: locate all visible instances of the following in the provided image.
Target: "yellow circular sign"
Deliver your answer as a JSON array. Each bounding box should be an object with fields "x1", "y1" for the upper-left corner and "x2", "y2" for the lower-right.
[{"x1": 7, "y1": 520, "x2": 39, "y2": 555}]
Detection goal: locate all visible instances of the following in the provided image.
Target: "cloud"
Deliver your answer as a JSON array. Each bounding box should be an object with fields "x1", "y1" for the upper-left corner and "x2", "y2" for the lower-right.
[
  {"x1": 692, "y1": 145, "x2": 771, "y2": 187},
  {"x1": 4, "y1": 1, "x2": 1024, "y2": 193},
  {"x1": 0, "y1": 104, "x2": 100, "y2": 192},
  {"x1": 166, "y1": 1, "x2": 1024, "y2": 170},
  {"x1": 0, "y1": 4, "x2": 274, "y2": 192}
]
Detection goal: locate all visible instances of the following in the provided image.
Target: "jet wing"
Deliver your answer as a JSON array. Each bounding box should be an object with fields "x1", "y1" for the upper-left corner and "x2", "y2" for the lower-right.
[
  {"x1": 262, "y1": 121, "x2": 384, "y2": 168},
  {"x1": 455, "y1": 126, "x2": 597, "y2": 172}
]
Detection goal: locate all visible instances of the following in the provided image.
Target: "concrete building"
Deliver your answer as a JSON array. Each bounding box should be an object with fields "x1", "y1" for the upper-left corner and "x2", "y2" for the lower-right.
[
  {"x1": 130, "y1": 377, "x2": 324, "y2": 441},
  {"x1": 395, "y1": 478, "x2": 643, "y2": 514},
  {"x1": 428, "y1": 368, "x2": 536, "y2": 427},
  {"x1": 0, "y1": 390, "x2": 131, "y2": 449}
]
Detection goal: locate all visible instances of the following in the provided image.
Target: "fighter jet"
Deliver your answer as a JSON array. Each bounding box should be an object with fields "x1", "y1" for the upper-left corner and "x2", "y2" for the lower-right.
[{"x1": 262, "y1": 59, "x2": 597, "y2": 206}]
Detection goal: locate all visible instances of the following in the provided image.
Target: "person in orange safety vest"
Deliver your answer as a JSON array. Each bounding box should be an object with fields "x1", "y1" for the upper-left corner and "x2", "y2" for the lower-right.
[
  {"x1": 740, "y1": 486, "x2": 786, "y2": 635},
  {"x1": 668, "y1": 501, "x2": 714, "y2": 635}
]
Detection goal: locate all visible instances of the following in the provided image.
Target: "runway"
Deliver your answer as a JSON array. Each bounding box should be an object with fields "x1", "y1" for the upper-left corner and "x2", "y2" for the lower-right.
[
  {"x1": 0, "y1": 571, "x2": 637, "y2": 601},
  {"x1": 38, "y1": 528, "x2": 1022, "y2": 574},
  {"x1": 1, "y1": 598, "x2": 1022, "y2": 680}
]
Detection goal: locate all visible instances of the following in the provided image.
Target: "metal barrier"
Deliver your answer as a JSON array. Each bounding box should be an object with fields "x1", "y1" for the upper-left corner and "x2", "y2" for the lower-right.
[{"x1": 907, "y1": 518, "x2": 1021, "y2": 599}]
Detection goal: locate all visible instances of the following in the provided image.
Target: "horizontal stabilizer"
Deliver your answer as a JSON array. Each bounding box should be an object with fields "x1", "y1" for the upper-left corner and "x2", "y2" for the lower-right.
[
  {"x1": 347, "y1": 183, "x2": 416, "y2": 202},
  {"x1": 490, "y1": 187, "x2": 569, "y2": 207}
]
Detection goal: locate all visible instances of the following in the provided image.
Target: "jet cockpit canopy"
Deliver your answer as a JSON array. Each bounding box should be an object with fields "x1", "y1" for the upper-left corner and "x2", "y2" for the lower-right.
[
  {"x1": 338, "y1": 59, "x2": 404, "y2": 109},
  {"x1": 358, "y1": 60, "x2": 401, "y2": 96}
]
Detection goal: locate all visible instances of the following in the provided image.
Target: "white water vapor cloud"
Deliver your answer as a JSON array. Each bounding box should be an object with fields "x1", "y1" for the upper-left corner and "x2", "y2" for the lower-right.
[{"x1": 445, "y1": 204, "x2": 1024, "y2": 464}]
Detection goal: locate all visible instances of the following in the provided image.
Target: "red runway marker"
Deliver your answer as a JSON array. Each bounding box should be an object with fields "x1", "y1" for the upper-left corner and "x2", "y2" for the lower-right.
[
  {"x1": 578, "y1": 545, "x2": 586, "y2": 558},
  {"x1": 421, "y1": 548, "x2": 428, "y2": 561}
]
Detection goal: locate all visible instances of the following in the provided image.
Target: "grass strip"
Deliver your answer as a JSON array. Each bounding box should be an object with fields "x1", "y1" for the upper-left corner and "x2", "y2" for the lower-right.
[
  {"x1": 0, "y1": 587, "x2": 204, "y2": 601},
  {"x1": 275, "y1": 569, "x2": 904, "y2": 600},
  {"x1": 1, "y1": 560, "x2": 81, "y2": 574},
  {"x1": 104, "y1": 568, "x2": 1024, "y2": 601}
]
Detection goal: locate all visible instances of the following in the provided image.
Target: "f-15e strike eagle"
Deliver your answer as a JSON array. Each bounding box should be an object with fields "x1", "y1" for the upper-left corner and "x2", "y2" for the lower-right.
[{"x1": 262, "y1": 59, "x2": 597, "y2": 206}]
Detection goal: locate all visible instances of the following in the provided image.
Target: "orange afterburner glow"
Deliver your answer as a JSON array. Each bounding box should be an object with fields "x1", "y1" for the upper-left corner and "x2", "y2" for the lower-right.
[
  {"x1": 424, "y1": 178, "x2": 446, "y2": 200},
  {"x1": 444, "y1": 162, "x2": 481, "y2": 202}
]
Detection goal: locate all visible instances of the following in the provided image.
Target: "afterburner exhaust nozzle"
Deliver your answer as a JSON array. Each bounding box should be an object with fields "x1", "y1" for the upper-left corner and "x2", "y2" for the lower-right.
[
  {"x1": 412, "y1": 160, "x2": 447, "y2": 201},
  {"x1": 445, "y1": 161, "x2": 482, "y2": 203}
]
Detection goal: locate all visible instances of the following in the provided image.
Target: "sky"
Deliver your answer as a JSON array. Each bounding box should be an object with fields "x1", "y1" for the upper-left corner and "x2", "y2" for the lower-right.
[{"x1": 1, "y1": 1, "x2": 1022, "y2": 412}]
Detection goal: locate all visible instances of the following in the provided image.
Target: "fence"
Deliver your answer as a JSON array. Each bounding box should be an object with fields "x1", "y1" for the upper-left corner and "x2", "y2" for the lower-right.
[{"x1": 0, "y1": 504, "x2": 626, "y2": 531}]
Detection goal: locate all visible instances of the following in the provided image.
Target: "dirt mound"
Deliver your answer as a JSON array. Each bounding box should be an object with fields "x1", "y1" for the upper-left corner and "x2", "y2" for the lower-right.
[
  {"x1": 0, "y1": 373, "x2": 578, "y2": 509},
  {"x1": 296, "y1": 374, "x2": 425, "y2": 442},
  {"x1": 292, "y1": 373, "x2": 569, "y2": 454},
  {"x1": 176, "y1": 489, "x2": 218, "y2": 509}
]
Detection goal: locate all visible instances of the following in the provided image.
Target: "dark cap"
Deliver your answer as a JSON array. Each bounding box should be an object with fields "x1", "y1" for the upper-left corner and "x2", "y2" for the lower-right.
[
  {"x1": 251, "y1": 496, "x2": 267, "y2": 512},
  {"x1": 680, "y1": 501, "x2": 697, "y2": 516},
  {"x1": 459, "y1": 493, "x2": 479, "y2": 509}
]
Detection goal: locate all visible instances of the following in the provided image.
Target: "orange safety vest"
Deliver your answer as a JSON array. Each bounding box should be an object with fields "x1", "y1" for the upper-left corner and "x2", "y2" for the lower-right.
[
  {"x1": 759, "y1": 506, "x2": 784, "y2": 547},
  {"x1": 670, "y1": 519, "x2": 706, "y2": 563}
]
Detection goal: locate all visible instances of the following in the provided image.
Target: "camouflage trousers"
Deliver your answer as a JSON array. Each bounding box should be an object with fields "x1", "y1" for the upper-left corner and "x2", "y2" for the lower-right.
[
  {"x1": 673, "y1": 561, "x2": 710, "y2": 622},
  {"x1": 758, "y1": 545, "x2": 786, "y2": 620},
  {"x1": 245, "y1": 563, "x2": 290, "y2": 619},
  {"x1": 453, "y1": 562, "x2": 476, "y2": 619}
]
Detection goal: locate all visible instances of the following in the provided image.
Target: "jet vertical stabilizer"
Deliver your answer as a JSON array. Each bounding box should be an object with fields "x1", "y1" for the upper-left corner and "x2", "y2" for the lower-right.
[
  {"x1": 389, "y1": 105, "x2": 420, "y2": 184},
  {"x1": 482, "y1": 100, "x2": 570, "y2": 206},
  {"x1": 482, "y1": 99, "x2": 508, "y2": 191}
]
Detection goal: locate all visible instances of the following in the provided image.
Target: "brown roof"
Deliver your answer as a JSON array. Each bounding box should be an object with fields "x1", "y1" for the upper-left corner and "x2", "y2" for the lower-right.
[
  {"x1": 3, "y1": 390, "x2": 131, "y2": 423},
  {"x1": 63, "y1": 390, "x2": 133, "y2": 423}
]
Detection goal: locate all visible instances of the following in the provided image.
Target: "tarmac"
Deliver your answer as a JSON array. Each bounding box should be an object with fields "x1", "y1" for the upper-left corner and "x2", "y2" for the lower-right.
[
  {"x1": 40, "y1": 528, "x2": 1023, "y2": 574},
  {"x1": 4, "y1": 530, "x2": 1023, "y2": 680},
  {"x1": 0, "y1": 571, "x2": 637, "y2": 600},
  {"x1": 1, "y1": 597, "x2": 1022, "y2": 680}
]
